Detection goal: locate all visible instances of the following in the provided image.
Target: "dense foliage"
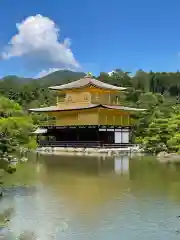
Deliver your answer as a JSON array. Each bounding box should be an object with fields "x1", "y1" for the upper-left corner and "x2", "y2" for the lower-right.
[
  {"x1": 1, "y1": 69, "x2": 180, "y2": 154},
  {"x1": 0, "y1": 97, "x2": 35, "y2": 152},
  {"x1": 0, "y1": 97, "x2": 36, "y2": 182}
]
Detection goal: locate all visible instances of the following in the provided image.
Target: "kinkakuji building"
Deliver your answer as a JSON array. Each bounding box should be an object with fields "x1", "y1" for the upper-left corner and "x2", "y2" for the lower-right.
[{"x1": 30, "y1": 74, "x2": 144, "y2": 147}]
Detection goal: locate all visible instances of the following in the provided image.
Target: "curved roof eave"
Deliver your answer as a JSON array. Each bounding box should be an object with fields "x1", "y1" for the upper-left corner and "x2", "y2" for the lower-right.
[
  {"x1": 49, "y1": 84, "x2": 126, "y2": 91},
  {"x1": 48, "y1": 77, "x2": 126, "y2": 91},
  {"x1": 29, "y1": 104, "x2": 146, "y2": 113},
  {"x1": 103, "y1": 105, "x2": 146, "y2": 111},
  {"x1": 29, "y1": 104, "x2": 99, "y2": 112}
]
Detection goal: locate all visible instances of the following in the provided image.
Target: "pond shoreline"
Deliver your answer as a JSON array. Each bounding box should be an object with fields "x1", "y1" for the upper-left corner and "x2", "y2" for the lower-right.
[
  {"x1": 157, "y1": 151, "x2": 180, "y2": 163},
  {"x1": 35, "y1": 147, "x2": 180, "y2": 162},
  {"x1": 36, "y1": 145, "x2": 142, "y2": 157}
]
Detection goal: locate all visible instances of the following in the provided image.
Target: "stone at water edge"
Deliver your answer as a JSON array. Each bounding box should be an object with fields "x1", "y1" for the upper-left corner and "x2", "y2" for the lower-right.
[
  {"x1": 20, "y1": 157, "x2": 28, "y2": 162},
  {"x1": 157, "y1": 151, "x2": 169, "y2": 158},
  {"x1": 5, "y1": 158, "x2": 18, "y2": 174},
  {"x1": 6, "y1": 166, "x2": 16, "y2": 174},
  {"x1": 157, "y1": 151, "x2": 180, "y2": 163}
]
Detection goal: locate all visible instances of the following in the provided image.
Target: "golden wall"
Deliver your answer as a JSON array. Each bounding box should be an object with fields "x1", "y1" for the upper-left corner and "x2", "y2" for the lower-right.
[
  {"x1": 44, "y1": 108, "x2": 134, "y2": 126},
  {"x1": 56, "y1": 87, "x2": 125, "y2": 106}
]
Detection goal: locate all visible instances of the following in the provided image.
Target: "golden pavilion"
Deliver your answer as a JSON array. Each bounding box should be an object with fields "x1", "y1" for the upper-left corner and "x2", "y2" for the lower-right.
[{"x1": 29, "y1": 73, "x2": 144, "y2": 147}]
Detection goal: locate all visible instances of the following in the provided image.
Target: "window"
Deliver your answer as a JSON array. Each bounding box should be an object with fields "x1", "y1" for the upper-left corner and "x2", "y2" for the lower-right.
[
  {"x1": 84, "y1": 94, "x2": 89, "y2": 101},
  {"x1": 67, "y1": 96, "x2": 72, "y2": 102}
]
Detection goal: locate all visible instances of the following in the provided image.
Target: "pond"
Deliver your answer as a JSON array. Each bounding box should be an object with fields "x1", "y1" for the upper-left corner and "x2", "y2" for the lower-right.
[{"x1": 1, "y1": 154, "x2": 180, "y2": 239}]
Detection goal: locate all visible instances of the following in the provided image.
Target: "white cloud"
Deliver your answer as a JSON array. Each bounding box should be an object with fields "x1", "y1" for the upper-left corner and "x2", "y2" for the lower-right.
[{"x1": 1, "y1": 14, "x2": 79, "y2": 70}]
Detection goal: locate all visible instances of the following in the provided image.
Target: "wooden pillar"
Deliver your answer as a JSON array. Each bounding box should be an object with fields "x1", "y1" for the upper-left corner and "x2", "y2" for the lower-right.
[
  {"x1": 37, "y1": 135, "x2": 39, "y2": 144},
  {"x1": 121, "y1": 128, "x2": 123, "y2": 144},
  {"x1": 127, "y1": 115, "x2": 130, "y2": 125},
  {"x1": 120, "y1": 116, "x2": 123, "y2": 125},
  {"x1": 96, "y1": 127, "x2": 100, "y2": 144},
  {"x1": 130, "y1": 127, "x2": 133, "y2": 144},
  {"x1": 77, "y1": 127, "x2": 79, "y2": 141},
  {"x1": 108, "y1": 92, "x2": 111, "y2": 104},
  {"x1": 116, "y1": 96, "x2": 119, "y2": 105},
  {"x1": 113, "y1": 116, "x2": 115, "y2": 125}
]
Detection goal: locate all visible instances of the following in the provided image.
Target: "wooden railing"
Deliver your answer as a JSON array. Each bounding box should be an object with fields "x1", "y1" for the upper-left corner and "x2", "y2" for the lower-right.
[
  {"x1": 39, "y1": 120, "x2": 99, "y2": 126},
  {"x1": 39, "y1": 120, "x2": 57, "y2": 126},
  {"x1": 39, "y1": 118, "x2": 135, "y2": 127}
]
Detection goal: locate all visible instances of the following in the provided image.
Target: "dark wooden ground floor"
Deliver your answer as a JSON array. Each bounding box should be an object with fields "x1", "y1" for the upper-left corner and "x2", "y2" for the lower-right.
[{"x1": 37, "y1": 125, "x2": 133, "y2": 148}]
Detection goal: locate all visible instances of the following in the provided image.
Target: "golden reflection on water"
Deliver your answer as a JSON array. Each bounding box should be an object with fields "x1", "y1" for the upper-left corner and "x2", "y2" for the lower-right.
[
  {"x1": 1, "y1": 154, "x2": 180, "y2": 239},
  {"x1": 39, "y1": 155, "x2": 131, "y2": 214}
]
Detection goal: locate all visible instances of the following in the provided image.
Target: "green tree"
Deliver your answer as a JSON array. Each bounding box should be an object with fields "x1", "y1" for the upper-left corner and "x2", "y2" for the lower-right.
[
  {"x1": 137, "y1": 105, "x2": 180, "y2": 153},
  {"x1": 141, "y1": 118, "x2": 169, "y2": 154},
  {"x1": 0, "y1": 96, "x2": 23, "y2": 117},
  {"x1": 0, "y1": 116, "x2": 34, "y2": 147}
]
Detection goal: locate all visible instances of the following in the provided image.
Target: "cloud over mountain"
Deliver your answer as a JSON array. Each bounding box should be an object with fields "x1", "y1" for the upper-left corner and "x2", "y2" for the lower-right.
[{"x1": 1, "y1": 14, "x2": 80, "y2": 71}]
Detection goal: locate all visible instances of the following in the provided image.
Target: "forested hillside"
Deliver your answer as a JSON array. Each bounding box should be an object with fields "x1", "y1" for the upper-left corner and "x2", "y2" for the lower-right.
[
  {"x1": 0, "y1": 70, "x2": 85, "y2": 109},
  {"x1": 1, "y1": 69, "x2": 180, "y2": 153}
]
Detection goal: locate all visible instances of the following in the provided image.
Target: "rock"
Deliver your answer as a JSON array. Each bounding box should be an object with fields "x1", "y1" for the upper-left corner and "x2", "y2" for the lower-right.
[
  {"x1": 157, "y1": 151, "x2": 180, "y2": 163},
  {"x1": 20, "y1": 157, "x2": 28, "y2": 162},
  {"x1": 6, "y1": 165, "x2": 16, "y2": 174},
  {"x1": 157, "y1": 151, "x2": 169, "y2": 158}
]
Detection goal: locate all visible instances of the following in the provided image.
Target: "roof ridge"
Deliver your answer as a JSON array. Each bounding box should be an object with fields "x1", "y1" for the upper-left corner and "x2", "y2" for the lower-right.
[{"x1": 49, "y1": 76, "x2": 126, "y2": 91}]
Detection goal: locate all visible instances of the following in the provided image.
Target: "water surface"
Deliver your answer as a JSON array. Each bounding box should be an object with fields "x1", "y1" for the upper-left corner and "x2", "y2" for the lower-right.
[{"x1": 1, "y1": 154, "x2": 180, "y2": 239}]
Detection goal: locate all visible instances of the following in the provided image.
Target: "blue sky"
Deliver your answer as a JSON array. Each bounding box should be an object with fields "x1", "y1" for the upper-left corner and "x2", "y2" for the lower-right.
[{"x1": 0, "y1": 0, "x2": 180, "y2": 78}]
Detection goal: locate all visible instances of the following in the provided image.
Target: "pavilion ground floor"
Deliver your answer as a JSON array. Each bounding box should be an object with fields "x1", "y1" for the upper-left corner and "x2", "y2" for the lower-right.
[{"x1": 37, "y1": 125, "x2": 133, "y2": 148}]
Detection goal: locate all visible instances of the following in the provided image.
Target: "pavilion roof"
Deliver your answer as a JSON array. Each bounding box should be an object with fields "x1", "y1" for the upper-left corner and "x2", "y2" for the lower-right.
[
  {"x1": 29, "y1": 104, "x2": 145, "y2": 112},
  {"x1": 48, "y1": 75, "x2": 126, "y2": 91}
]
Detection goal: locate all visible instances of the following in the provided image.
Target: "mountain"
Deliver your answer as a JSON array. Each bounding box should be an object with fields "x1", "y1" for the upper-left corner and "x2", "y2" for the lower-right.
[
  {"x1": 38, "y1": 70, "x2": 85, "y2": 86},
  {"x1": 0, "y1": 75, "x2": 32, "y2": 84},
  {"x1": 0, "y1": 70, "x2": 85, "y2": 86}
]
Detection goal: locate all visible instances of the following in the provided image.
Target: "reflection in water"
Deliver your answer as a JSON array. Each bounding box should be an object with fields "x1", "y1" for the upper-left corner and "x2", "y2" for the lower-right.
[
  {"x1": 114, "y1": 155, "x2": 129, "y2": 175},
  {"x1": 1, "y1": 154, "x2": 180, "y2": 239},
  {"x1": 41, "y1": 155, "x2": 130, "y2": 176}
]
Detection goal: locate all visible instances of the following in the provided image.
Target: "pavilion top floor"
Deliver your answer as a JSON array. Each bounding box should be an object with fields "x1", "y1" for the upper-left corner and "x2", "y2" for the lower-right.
[
  {"x1": 48, "y1": 74, "x2": 127, "y2": 107},
  {"x1": 29, "y1": 74, "x2": 146, "y2": 116}
]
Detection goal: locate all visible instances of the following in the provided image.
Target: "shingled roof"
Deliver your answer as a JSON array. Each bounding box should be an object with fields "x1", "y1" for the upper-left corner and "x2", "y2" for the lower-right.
[
  {"x1": 48, "y1": 75, "x2": 126, "y2": 91},
  {"x1": 29, "y1": 104, "x2": 145, "y2": 112}
]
